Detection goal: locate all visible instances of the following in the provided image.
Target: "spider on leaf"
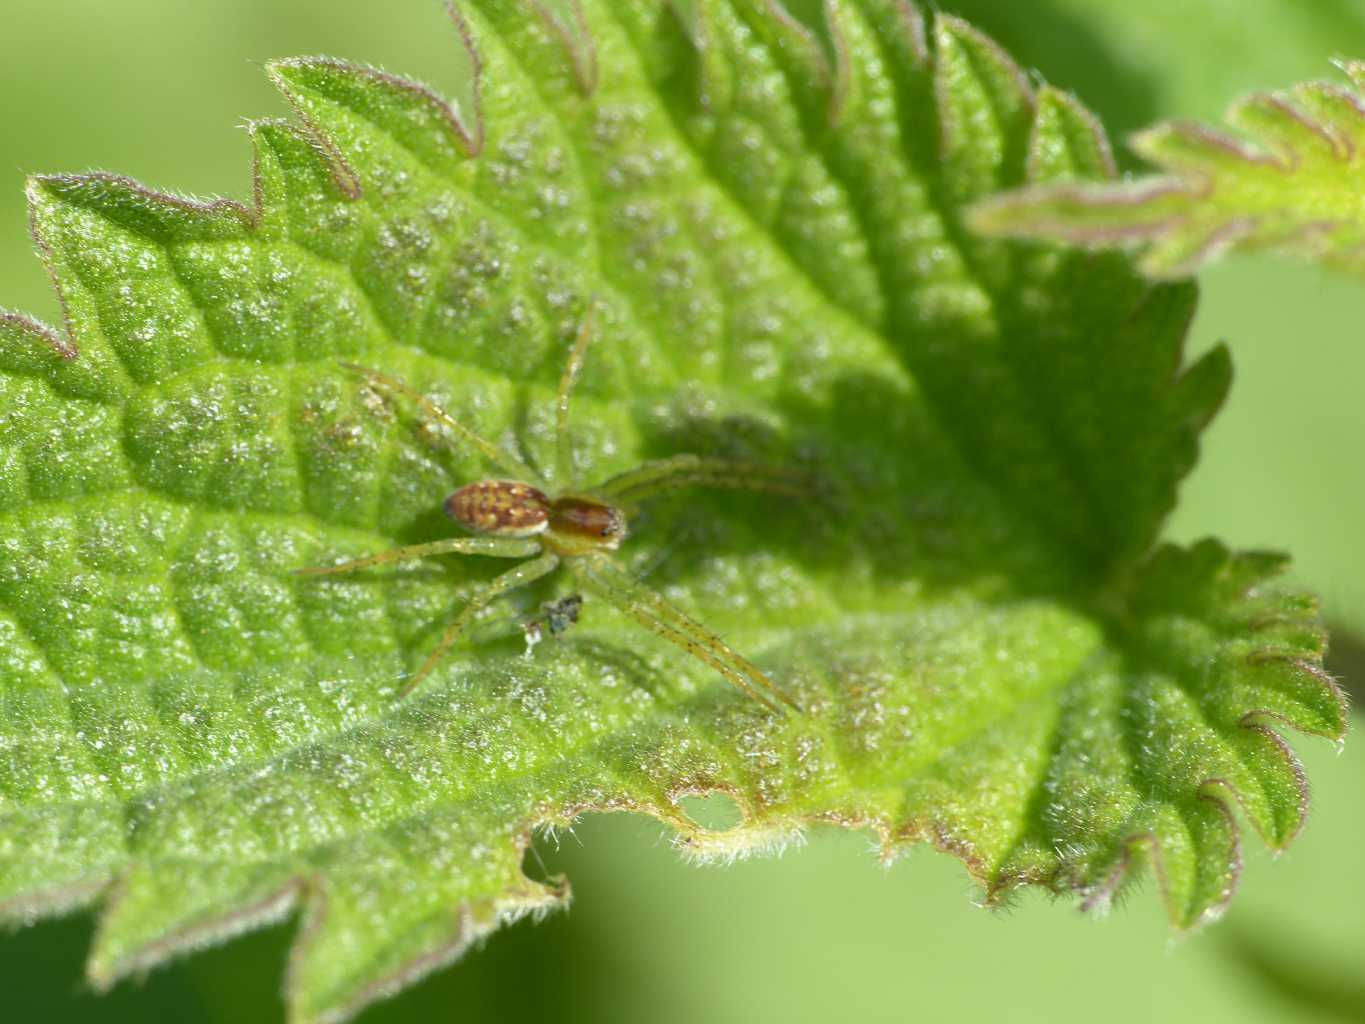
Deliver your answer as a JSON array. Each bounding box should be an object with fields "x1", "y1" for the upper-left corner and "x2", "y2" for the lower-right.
[{"x1": 295, "y1": 307, "x2": 805, "y2": 714}]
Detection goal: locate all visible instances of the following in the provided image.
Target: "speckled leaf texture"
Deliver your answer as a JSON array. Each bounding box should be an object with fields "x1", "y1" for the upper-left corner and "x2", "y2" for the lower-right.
[
  {"x1": 972, "y1": 59, "x2": 1365, "y2": 277},
  {"x1": 0, "y1": 3, "x2": 1347, "y2": 1022}
]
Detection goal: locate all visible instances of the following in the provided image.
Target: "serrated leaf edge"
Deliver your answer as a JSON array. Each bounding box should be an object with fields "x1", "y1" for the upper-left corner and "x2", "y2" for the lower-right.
[{"x1": 287, "y1": 847, "x2": 569, "y2": 1024}]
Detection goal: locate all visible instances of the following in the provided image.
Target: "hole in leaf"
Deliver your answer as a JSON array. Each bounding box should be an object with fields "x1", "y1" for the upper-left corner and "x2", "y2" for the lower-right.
[
  {"x1": 677, "y1": 792, "x2": 743, "y2": 832},
  {"x1": 521, "y1": 830, "x2": 567, "y2": 888}
]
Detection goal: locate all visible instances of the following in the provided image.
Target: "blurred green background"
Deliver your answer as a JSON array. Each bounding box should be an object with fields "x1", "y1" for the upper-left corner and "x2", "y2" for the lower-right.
[{"x1": 1, "y1": 1, "x2": 1361, "y2": 1021}]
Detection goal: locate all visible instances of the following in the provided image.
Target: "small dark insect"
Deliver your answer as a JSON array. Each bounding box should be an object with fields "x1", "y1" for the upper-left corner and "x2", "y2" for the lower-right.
[
  {"x1": 464, "y1": 593, "x2": 583, "y2": 651},
  {"x1": 295, "y1": 307, "x2": 804, "y2": 713},
  {"x1": 522, "y1": 593, "x2": 585, "y2": 651}
]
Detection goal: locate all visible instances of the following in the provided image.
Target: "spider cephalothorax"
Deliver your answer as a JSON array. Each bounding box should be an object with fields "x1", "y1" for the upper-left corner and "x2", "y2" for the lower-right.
[{"x1": 296, "y1": 308, "x2": 803, "y2": 713}]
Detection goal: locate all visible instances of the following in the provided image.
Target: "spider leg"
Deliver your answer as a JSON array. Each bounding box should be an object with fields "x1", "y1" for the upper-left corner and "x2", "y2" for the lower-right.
[
  {"x1": 293, "y1": 536, "x2": 541, "y2": 576},
  {"x1": 593, "y1": 455, "x2": 809, "y2": 509},
  {"x1": 605, "y1": 596, "x2": 783, "y2": 713},
  {"x1": 340, "y1": 363, "x2": 543, "y2": 484},
  {"x1": 554, "y1": 302, "x2": 598, "y2": 488},
  {"x1": 578, "y1": 554, "x2": 800, "y2": 713},
  {"x1": 403, "y1": 550, "x2": 562, "y2": 697}
]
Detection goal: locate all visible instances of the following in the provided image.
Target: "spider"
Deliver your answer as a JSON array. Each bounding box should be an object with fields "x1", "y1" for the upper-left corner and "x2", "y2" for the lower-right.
[{"x1": 295, "y1": 308, "x2": 804, "y2": 713}]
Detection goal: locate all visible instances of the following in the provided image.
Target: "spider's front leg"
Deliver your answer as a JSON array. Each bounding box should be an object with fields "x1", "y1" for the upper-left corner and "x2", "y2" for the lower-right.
[
  {"x1": 339, "y1": 363, "x2": 543, "y2": 483},
  {"x1": 293, "y1": 535, "x2": 557, "y2": 697},
  {"x1": 404, "y1": 550, "x2": 561, "y2": 696},
  {"x1": 293, "y1": 536, "x2": 541, "y2": 576},
  {"x1": 593, "y1": 454, "x2": 810, "y2": 510}
]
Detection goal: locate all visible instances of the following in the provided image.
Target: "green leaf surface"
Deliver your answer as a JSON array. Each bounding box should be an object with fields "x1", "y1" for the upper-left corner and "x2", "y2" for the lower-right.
[
  {"x1": 0, "y1": 3, "x2": 1345, "y2": 1022},
  {"x1": 971, "y1": 60, "x2": 1365, "y2": 278}
]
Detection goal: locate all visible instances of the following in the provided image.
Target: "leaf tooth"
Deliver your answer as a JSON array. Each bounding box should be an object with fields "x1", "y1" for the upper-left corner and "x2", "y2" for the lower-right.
[
  {"x1": 27, "y1": 172, "x2": 252, "y2": 245},
  {"x1": 18, "y1": 176, "x2": 63, "y2": 340},
  {"x1": 773, "y1": 0, "x2": 914, "y2": 132},
  {"x1": 1241, "y1": 653, "x2": 1350, "y2": 740},
  {"x1": 463, "y1": 0, "x2": 597, "y2": 101},
  {"x1": 1130, "y1": 120, "x2": 1287, "y2": 179},
  {"x1": 932, "y1": 13, "x2": 1035, "y2": 199},
  {"x1": 286, "y1": 855, "x2": 570, "y2": 1024},
  {"x1": 831, "y1": 0, "x2": 931, "y2": 87},
  {"x1": 245, "y1": 118, "x2": 363, "y2": 232},
  {"x1": 268, "y1": 56, "x2": 478, "y2": 194},
  {"x1": 817, "y1": 0, "x2": 855, "y2": 128},
  {"x1": 1080, "y1": 796, "x2": 1240, "y2": 931},
  {"x1": 87, "y1": 866, "x2": 302, "y2": 992},
  {"x1": 1224, "y1": 720, "x2": 1311, "y2": 847},
  {"x1": 1076, "y1": 828, "x2": 1153, "y2": 918},
  {"x1": 442, "y1": 1, "x2": 487, "y2": 154},
  {"x1": 1336, "y1": 57, "x2": 1365, "y2": 95},
  {"x1": 24, "y1": 176, "x2": 218, "y2": 389},
  {"x1": 739, "y1": 0, "x2": 838, "y2": 126},
  {"x1": 1180, "y1": 793, "x2": 1241, "y2": 929},
  {"x1": 894, "y1": 0, "x2": 930, "y2": 68},
  {"x1": 526, "y1": 0, "x2": 598, "y2": 96},
  {"x1": 1170, "y1": 341, "x2": 1231, "y2": 432},
  {"x1": 0, "y1": 309, "x2": 77, "y2": 364},
  {"x1": 664, "y1": 0, "x2": 734, "y2": 115},
  {"x1": 1027, "y1": 85, "x2": 1118, "y2": 184},
  {"x1": 1227, "y1": 92, "x2": 1350, "y2": 167},
  {"x1": 1290, "y1": 81, "x2": 1365, "y2": 161},
  {"x1": 243, "y1": 118, "x2": 293, "y2": 236},
  {"x1": 0, "y1": 872, "x2": 110, "y2": 926},
  {"x1": 1139, "y1": 215, "x2": 1257, "y2": 280},
  {"x1": 1120, "y1": 278, "x2": 1199, "y2": 386}
]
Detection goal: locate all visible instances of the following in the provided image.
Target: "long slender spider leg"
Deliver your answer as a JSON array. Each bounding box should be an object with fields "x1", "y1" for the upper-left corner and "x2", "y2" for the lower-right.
[
  {"x1": 293, "y1": 536, "x2": 541, "y2": 576},
  {"x1": 402, "y1": 550, "x2": 561, "y2": 697},
  {"x1": 555, "y1": 303, "x2": 598, "y2": 488},
  {"x1": 596, "y1": 589, "x2": 783, "y2": 713},
  {"x1": 594, "y1": 455, "x2": 809, "y2": 505},
  {"x1": 594, "y1": 560, "x2": 799, "y2": 711},
  {"x1": 340, "y1": 363, "x2": 544, "y2": 484},
  {"x1": 579, "y1": 555, "x2": 801, "y2": 713}
]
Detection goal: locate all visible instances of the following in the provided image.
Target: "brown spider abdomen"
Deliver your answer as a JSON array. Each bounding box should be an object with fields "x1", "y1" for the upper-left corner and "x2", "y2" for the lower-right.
[{"x1": 444, "y1": 480, "x2": 551, "y2": 537}]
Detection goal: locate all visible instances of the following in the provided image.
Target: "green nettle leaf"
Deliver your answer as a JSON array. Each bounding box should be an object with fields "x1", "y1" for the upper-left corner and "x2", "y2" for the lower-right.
[
  {"x1": 0, "y1": 2, "x2": 1347, "y2": 1021},
  {"x1": 971, "y1": 60, "x2": 1365, "y2": 277}
]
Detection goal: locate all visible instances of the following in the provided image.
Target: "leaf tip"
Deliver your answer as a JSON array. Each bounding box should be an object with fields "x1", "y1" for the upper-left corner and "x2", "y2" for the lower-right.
[
  {"x1": 86, "y1": 876, "x2": 303, "y2": 997},
  {"x1": 0, "y1": 309, "x2": 78, "y2": 362},
  {"x1": 285, "y1": 877, "x2": 571, "y2": 1024},
  {"x1": 932, "y1": 12, "x2": 1035, "y2": 105},
  {"x1": 1029, "y1": 84, "x2": 1117, "y2": 182}
]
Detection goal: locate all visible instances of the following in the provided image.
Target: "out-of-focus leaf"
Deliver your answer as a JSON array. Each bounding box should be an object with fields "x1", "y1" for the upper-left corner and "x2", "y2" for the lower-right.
[{"x1": 972, "y1": 61, "x2": 1365, "y2": 278}]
